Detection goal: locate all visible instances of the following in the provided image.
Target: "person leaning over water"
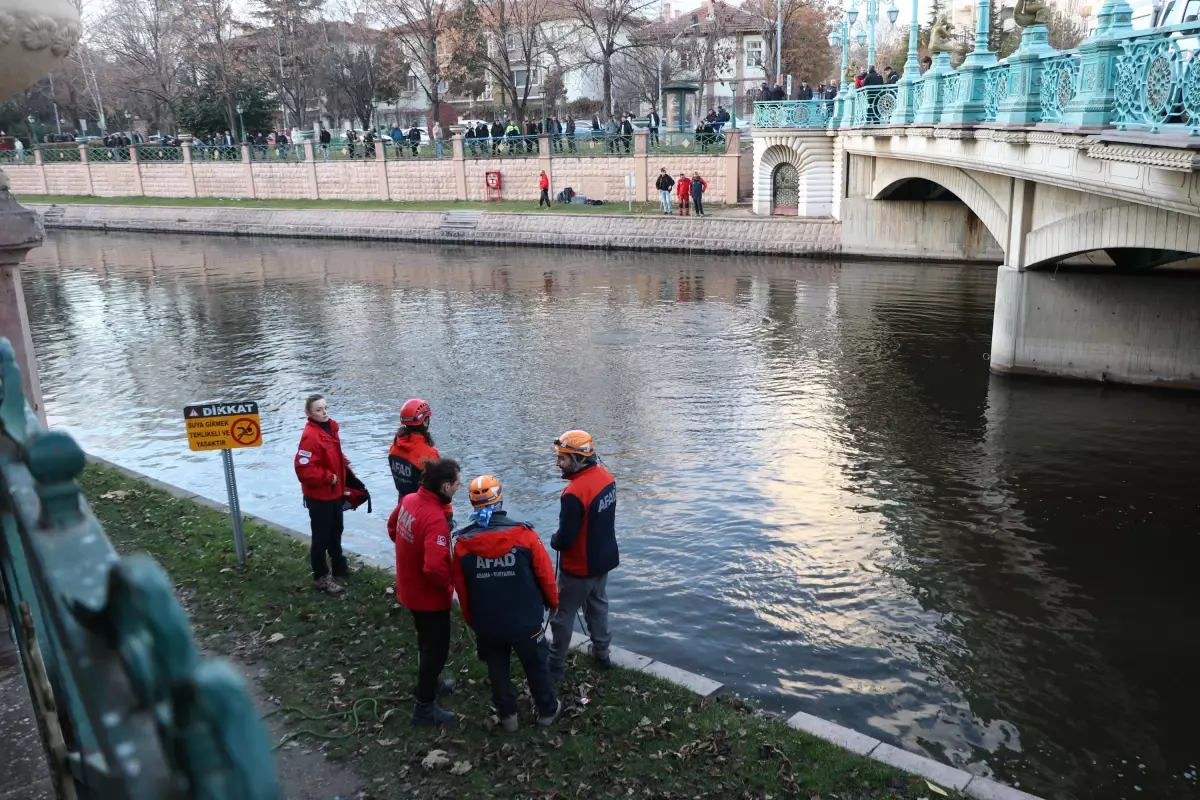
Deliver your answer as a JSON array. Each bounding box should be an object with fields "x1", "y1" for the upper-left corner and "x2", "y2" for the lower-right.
[
  {"x1": 295, "y1": 394, "x2": 358, "y2": 596},
  {"x1": 548, "y1": 430, "x2": 618, "y2": 681},
  {"x1": 390, "y1": 457, "x2": 461, "y2": 726},
  {"x1": 388, "y1": 398, "x2": 439, "y2": 502},
  {"x1": 452, "y1": 475, "x2": 562, "y2": 730}
]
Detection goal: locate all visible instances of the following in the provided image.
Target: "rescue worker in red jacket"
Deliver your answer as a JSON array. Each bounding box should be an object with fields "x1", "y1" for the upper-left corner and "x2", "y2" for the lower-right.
[
  {"x1": 295, "y1": 393, "x2": 356, "y2": 595},
  {"x1": 388, "y1": 398, "x2": 439, "y2": 502},
  {"x1": 390, "y1": 457, "x2": 461, "y2": 726},
  {"x1": 452, "y1": 476, "x2": 562, "y2": 731},
  {"x1": 548, "y1": 430, "x2": 618, "y2": 681}
]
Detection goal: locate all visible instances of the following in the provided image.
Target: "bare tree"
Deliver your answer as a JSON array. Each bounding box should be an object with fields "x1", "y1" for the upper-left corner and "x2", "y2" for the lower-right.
[
  {"x1": 246, "y1": 0, "x2": 327, "y2": 127},
  {"x1": 562, "y1": 0, "x2": 657, "y2": 115},
  {"x1": 94, "y1": 0, "x2": 187, "y2": 130},
  {"x1": 610, "y1": 43, "x2": 679, "y2": 111},
  {"x1": 182, "y1": 0, "x2": 240, "y2": 133},
  {"x1": 373, "y1": 0, "x2": 453, "y2": 128},
  {"x1": 322, "y1": 15, "x2": 406, "y2": 128}
]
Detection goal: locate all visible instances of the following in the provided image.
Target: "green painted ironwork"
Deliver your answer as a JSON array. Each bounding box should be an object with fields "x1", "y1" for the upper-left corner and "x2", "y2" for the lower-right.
[
  {"x1": 1040, "y1": 52, "x2": 1082, "y2": 123},
  {"x1": 0, "y1": 337, "x2": 282, "y2": 800},
  {"x1": 753, "y1": 100, "x2": 833, "y2": 129},
  {"x1": 1114, "y1": 23, "x2": 1200, "y2": 134}
]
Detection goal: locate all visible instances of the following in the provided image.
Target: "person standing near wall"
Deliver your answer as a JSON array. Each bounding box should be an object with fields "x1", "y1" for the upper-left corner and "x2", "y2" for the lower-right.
[
  {"x1": 676, "y1": 172, "x2": 692, "y2": 216},
  {"x1": 690, "y1": 172, "x2": 708, "y2": 217},
  {"x1": 391, "y1": 458, "x2": 462, "y2": 726},
  {"x1": 433, "y1": 121, "x2": 444, "y2": 158},
  {"x1": 548, "y1": 431, "x2": 619, "y2": 682},
  {"x1": 655, "y1": 167, "x2": 674, "y2": 214},
  {"x1": 538, "y1": 170, "x2": 551, "y2": 209},
  {"x1": 295, "y1": 394, "x2": 357, "y2": 596},
  {"x1": 647, "y1": 107, "x2": 661, "y2": 147}
]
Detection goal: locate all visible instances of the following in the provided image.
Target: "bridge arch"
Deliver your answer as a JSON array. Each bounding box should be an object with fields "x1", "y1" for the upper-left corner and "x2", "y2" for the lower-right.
[
  {"x1": 1024, "y1": 203, "x2": 1200, "y2": 270},
  {"x1": 869, "y1": 161, "x2": 1010, "y2": 255}
]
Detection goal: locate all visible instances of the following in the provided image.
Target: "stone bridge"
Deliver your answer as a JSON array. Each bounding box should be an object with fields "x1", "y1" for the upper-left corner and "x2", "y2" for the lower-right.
[{"x1": 749, "y1": 5, "x2": 1200, "y2": 389}]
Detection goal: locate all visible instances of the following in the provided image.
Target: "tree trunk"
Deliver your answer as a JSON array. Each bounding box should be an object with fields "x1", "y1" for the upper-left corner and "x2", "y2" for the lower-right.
[{"x1": 602, "y1": 57, "x2": 613, "y2": 115}]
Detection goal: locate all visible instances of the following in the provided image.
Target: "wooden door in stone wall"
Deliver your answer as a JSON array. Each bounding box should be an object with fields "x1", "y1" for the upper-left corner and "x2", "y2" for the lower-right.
[{"x1": 772, "y1": 163, "x2": 799, "y2": 216}]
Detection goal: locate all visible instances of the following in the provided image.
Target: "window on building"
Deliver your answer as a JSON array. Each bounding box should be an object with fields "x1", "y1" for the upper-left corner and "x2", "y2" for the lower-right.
[
  {"x1": 511, "y1": 67, "x2": 540, "y2": 87},
  {"x1": 506, "y1": 33, "x2": 520, "y2": 51},
  {"x1": 438, "y1": 79, "x2": 449, "y2": 92},
  {"x1": 745, "y1": 39, "x2": 763, "y2": 68},
  {"x1": 407, "y1": 74, "x2": 418, "y2": 93},
  {"x1": 678, "y1": 50, "x2": 693, "y2": 70}
]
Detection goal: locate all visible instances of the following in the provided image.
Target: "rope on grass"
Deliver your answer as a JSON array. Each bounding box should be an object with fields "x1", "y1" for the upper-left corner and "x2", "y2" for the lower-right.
[{"x1": 263, "y1": 695, "x2": 409, "y2": 749}]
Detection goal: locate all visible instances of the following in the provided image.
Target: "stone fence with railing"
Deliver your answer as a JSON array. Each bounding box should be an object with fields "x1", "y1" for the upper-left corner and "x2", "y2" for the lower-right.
[{"x1": 3, "y1": 130, "x2": 741, "y2": 206}]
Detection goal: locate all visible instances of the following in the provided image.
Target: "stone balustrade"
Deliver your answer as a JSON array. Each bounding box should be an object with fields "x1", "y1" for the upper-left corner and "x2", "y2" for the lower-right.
[{"x1": 3, "y1": 131, "x2": 742, "y2": 206}]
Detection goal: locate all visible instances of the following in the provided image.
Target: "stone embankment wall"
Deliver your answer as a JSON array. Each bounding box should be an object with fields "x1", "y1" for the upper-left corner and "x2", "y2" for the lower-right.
[
  {"x1": 29, "y1": 204, "x2": 843, "y2": 258},
  {"x1": 7, "y1": 131, "x2": 741, "y2": 206}
]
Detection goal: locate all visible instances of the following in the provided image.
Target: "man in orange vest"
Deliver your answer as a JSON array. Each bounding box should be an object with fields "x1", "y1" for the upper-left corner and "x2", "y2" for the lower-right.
[{"x1": 548, "y1": 430, "x2": 618, "y2": 681}]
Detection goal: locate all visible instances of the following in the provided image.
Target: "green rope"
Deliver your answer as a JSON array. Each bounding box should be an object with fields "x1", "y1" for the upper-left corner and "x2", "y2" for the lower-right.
[{"x1": 263, "y1": 695, "x2": 409, "y2": 749}]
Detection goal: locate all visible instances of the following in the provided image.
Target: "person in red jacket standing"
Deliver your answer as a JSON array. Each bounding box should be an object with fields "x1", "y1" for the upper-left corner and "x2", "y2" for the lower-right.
[
  {"x1": 548, "y1": 430, "x2": 618, "y2": 682},
  {"x1": 295, "y1": 394, "x2": 355, "y2": 595},
  {"x1": 676, "y1": 172, "x2": 692, "y2": 216},
  {"x1": 538, "y1": 170, "x2": 551, "y2": 208},
  {"x1": 388, "y1": 398, "x2": 438, "y2": 502},
  {"x1": 452, "y1": 475, "x2": 561, "y2": 730},
  {"x1": 390, "y1": 457, "x2": 461, "y2": 726}
]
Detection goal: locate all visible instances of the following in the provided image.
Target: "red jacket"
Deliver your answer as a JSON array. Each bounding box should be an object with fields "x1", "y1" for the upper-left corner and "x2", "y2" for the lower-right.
[
  {"x1": 676, "y1": 176, "x2": 692, "y2": 201},
  {"x1": 539, "y1": 173, "x2": 549, "y2": 190},
  {"x1": 295, "y1": 419, "x2": 348, "y2": 502},
  {"x1": 390, "y1": 487, "x2": 454, "y2": 612}
]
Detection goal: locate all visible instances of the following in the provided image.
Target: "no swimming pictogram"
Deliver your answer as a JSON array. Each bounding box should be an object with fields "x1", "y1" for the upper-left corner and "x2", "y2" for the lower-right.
[
  {"x1": 183, "y1": 400, "x2": 263, "y2": 452},
  {"x1": 230, "y1": 416, "x2": 261, "y2": 446}
]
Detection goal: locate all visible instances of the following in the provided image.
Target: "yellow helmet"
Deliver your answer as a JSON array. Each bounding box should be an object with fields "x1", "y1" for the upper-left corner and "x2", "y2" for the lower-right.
[
  {"x1": 468, "y1": 475, "x2": 503, "y2": 507},
  {"x1": 554, "y1": 430, "x2": 595, "y2": 457}
]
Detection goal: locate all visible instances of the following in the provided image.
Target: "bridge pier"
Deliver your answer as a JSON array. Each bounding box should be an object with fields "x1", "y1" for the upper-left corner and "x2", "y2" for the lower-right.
[{"x1": 990, "y1": 265, "x2": 1200, "y2": 389}]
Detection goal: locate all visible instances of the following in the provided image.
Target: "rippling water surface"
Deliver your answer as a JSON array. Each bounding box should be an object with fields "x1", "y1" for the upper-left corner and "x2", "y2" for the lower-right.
[{"x1": 21, "y1": 231, "x2": 1200, "y2": 799}]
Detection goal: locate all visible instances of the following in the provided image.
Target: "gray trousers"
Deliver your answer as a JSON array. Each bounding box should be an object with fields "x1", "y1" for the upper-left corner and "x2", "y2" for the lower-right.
[{"x1": 549, "y1": 571, "x2": 610, "y2": 674}]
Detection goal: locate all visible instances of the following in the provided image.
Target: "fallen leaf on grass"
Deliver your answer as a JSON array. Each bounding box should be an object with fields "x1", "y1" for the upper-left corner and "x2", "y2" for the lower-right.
[
  {"x1": 421, "y1": 750, "x2": 450, "y2": 770},
  {"x1": 926, "y1": 779, "x2": 949, "y2": 796},
  {"x1": 376, "y1": 738, "x2": 396, "y2": 747},
  {"x1": 331, "y1": 673, "x2": 346, "y2": 686},
  {"x1": 266, "y1": 633, "x2": 285, "y2": 644},
  {"x1": 449, "y1": 761, "x2": 472, "y2": 775},
  {"x1": 101, "y1": 490, "x2": 130, "y2": 501}
]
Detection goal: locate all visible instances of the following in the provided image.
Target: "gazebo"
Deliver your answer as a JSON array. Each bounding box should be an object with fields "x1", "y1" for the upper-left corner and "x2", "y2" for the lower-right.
[{"x1": 662, "y1": 81, "x2": 700, "y2": 132}]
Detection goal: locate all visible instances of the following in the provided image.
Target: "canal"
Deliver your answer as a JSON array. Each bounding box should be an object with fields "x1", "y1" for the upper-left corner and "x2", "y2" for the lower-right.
[{"x1": 22, "y1": 230, "x2": 1200, "y2": 800}]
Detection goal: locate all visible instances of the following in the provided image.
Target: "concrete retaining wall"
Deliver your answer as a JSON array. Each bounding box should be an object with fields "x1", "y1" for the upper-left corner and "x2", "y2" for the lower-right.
[{"x1": 29, "y1": 204, "x2": 844, "y2": 258}]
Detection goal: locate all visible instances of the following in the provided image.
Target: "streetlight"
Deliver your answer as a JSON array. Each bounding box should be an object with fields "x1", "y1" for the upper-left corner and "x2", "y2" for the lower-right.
[
  {"x1": 658, "y1": 15, "x2": 700, "y2": 130},
  {"x1": 26, "y1": 114, "x2": 36, "y2": 147},
  {"x1": 844, "y1": 0, "x2": 899, "y2": 71},
  {"x1": 236, "y1": 102, "x2": 246, "y2": 143}
]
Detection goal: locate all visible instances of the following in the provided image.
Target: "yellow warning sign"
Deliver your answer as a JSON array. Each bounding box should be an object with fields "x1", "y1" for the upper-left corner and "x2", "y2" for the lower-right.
[{"x1": 184, "y1": 401, "x2": 263, "y2": 452}]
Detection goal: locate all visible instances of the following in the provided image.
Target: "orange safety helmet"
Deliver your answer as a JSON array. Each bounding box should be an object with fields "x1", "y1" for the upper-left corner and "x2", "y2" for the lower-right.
[
  {"x1": 400, "y1": 398, "x2": 432, "y2": 427},
  {"x1": 554, "y1": 430, "x2": 595, "y2": 457},
  {"x1": 468, "y1": 475, "x2": 503, "y2": 507}
]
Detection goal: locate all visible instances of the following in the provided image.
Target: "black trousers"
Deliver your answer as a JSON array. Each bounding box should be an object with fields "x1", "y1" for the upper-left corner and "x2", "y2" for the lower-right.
[
  {"x1": 477, "y1": 632, "x2": 556, "y2": 717},
  {"x1": 411, "y1": 609, "x2": 451, "y2": 703},
  {"x1": 306, "y1": 498, "x2": 346, "y2": 578},
  {"x1": 692, "y1": 193, "x2": 704, "y2": 216},
  {"x1": 539, "y1": 189, "x2": 550, "y2": 207}
]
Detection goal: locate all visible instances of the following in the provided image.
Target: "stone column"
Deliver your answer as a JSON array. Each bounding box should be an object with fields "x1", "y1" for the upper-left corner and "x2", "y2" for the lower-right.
[
  {"x1": 0, "y1": 195, "x2": 46, "y2": 423},
  {"x1": 32, "y1": 148, "x2": 48, "y2": 194},
  {"x1": 723, "y1": 129, "x2": 741, "y2": 205},
  {"x1": 939, "y1": 0, "x2": 997, "y2": 124},
  {"x1": 79, "y1": 144, "x2": 94, "y2": 196},
  {"x1": 303, "y1": 141, "x2": 318, "y2": 198},
  {"x1": 1060, "y1": 0, "x2": 1135, "y2": 128},
  {"x1": 182, "y1": 142, "x2": 198, "y2": 197},
  {"x1": 242, "y1": 144, "x2": 257, "y2": 199},
  {"x1": 129, "y1": 145, "x2": 145, "y2": 196},
  {"x1": 913, "y1": 52, "x2": 955, "y2": 123},
  {"x1": 376, "y1": 140, "x2": 390, "y2": 201},
  {"x1": 633, "y1": 130, "x2": 649, "y2": 203},
  {"x1": 451, "y1": 135, "x2": 467, "y2": 201},
  {"x1": 994, "y1": 26, "x2": 1056, "y2": 124}
]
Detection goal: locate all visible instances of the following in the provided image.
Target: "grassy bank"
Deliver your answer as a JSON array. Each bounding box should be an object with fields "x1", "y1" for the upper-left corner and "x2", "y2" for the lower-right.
[
  {"x1": 15, "y1": 194, "x2": 689, "y2": 216},
  {"x1": 81, "y1": 463, "x2": 946, "y2": 799}
]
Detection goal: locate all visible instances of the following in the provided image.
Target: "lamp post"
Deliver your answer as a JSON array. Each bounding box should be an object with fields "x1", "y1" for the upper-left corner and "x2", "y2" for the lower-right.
[
  {"x1": 26, "y1": 115, "x2": 35, "y2": 148},
  {"x1": 889, "y1": 0, "x2": 922, "y2": 122},
  {"x1": 844, "y1": 0, "x2": 899, "y2": 71},
  {"x1": 236, "y1": 102, "x2": 246, "y2": 143},
  {"x1": 827, "y1": 17, "x2": 851, "y2": 125},
  {"x1": 938, "y1": 0, "x2": 996, "y2": 122}
]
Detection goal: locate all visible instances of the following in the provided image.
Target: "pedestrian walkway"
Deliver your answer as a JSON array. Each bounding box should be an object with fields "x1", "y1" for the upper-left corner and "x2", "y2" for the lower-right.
[{"x1": 0, "y1": 602, "x2": 55, "y2": 800}]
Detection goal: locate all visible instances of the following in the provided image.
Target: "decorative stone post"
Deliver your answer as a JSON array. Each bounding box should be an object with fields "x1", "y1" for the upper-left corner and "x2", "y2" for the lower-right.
[
  {"x1": 995, "y1": 22, "x2": 1057, "y2": 124},
  {"x1": 890, "y1": 0, "x2": 924, "y2": 124},
  {"x1": 0, "y1": 0, "x2": 82, "y2": 423},
  {"x1": 1060, "y1": 0, "x2": 1135, "y2": 128},
  {"x1": 940, "y1": 0, "x2": 998, "y2": 123}
]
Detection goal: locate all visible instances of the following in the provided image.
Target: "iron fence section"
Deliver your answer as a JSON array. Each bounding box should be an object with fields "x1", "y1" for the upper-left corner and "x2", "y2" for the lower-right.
[
  {"x1": 851, "y1": 85, "x2": 899, "y2": 126},
  {"x1": 1040, "y1": 52, "x2": 1082, "y2": 124},
  {"x1": 1114, "y1": 23, "x2": 1200, "y2": 134}
]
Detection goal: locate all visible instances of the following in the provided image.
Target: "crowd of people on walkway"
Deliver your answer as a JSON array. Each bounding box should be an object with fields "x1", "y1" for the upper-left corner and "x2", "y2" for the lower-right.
[{"x1": 294, "y1": 396, "x2": 619, "y2": 731}]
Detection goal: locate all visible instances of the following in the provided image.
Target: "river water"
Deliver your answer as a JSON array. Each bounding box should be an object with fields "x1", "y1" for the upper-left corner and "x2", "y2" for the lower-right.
[{"x1": 20, "y1": 231, "x2": 1200, "y2": 799}]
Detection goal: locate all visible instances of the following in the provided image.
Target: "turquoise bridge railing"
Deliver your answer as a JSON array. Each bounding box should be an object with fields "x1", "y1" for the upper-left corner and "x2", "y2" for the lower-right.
[
  {"x1": 0, "y1": 338, "x2": 281, "y2": 799},
  {"x1": 753, "y1": 18, "x2": 1200, "y2": 134}
]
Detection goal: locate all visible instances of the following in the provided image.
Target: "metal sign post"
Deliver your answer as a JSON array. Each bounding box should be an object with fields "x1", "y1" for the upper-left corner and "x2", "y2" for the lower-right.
[
  {"x1": 184, "y1": 400, "x2": 263, "y2": 566},
  {"x1": 625, "y1": 173, "x2": 635, "y2": 212},
  {"x1": 220, "y1": 449, "x2": 247, "y2": 565}
]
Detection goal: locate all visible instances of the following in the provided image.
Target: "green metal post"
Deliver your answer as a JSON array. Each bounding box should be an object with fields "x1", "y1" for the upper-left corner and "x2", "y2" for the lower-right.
[
  {"x1": 890, "y1": 0, "x2": 923, "y2": 123},
  {"x1": 939, "y1": 0, "x2": 997, "y2": 122},
  {"x1": 1060, "y1": 0, "x2": 1135, "y2": 127}
]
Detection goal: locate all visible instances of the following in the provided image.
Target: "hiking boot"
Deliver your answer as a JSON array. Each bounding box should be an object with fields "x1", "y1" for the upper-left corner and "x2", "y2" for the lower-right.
[
  {"x1": 332, "y1": 559, "x2": 359, "y2": 577},
  {"x1": 536, "y1": 699, "x2": 562, "y2": 727},
  {"x1": 594, "y1": 652, "x2": 612, "y2": 670},
  {"x1": 312, "y1": 575, "x2": 344, "y2": 595},
  {"x1": 498, "y1": 713, "x2": 519, "y2": 733},
  {"x1": 411, "y1": 701, "x2": 455, "y2": 727},
  {"x1": 437, "y1": 679, "x2": 455, "y2": 697}
]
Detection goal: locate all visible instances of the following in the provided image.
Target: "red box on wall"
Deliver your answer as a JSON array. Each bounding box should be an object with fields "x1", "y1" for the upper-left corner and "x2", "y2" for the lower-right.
[{"x1": 485, "y1": 171, "x2": 502, "y2": 201}]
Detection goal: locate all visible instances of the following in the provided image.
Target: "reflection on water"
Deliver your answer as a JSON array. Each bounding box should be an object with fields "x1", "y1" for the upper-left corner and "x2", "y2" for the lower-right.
[{"x1": 22, "y1": 231, "x2": 1200, "y2": 800}]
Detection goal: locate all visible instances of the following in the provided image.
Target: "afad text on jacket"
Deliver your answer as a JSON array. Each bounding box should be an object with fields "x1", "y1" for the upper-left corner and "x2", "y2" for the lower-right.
[
  {"x1": 388, "y1": 433, "x2": 439, "y2": 498},
  {"x1": 295, "y1": 419, "x2": 348, "y2": 502},
  {"x1": 452, "y1": 513, "x2": 559, "y2": 642},
  {"x1": 553, "y1": 464, "x2": 618, "y2": 578},
  {"x1": 390, "y1": 486, "x2": 454, "y2": 612}
]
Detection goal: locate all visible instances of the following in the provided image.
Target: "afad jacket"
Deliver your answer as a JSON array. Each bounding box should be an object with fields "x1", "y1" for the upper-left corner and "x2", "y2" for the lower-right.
[
  {"x1": 295, "y1": 419, "x2": 348, "y2": 503},
  {"x1": 676, "y1": 176, "x2": 692, "y2": 201},
  {"x1": 387, "y1": 433, "x2": 439, "y2": 499},
  {"x1": 452, "y1": 512, "x2": 559, "y2": 642},
  {"x1": 552, "y1": 464, "x2": 619, "y2": 578},
  {"x1": 390, "y1": 486, "x2": 454, "y2": 612}
]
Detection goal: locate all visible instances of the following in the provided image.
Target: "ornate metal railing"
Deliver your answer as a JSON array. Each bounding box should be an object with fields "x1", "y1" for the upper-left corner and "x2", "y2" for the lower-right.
[
  {"x1": 942, "y1": 73, "x2": 966, "y2": 107},
  {"x1": 851, "y1": 85, "x2": 899, "y2": 126},
  {"x1": 38, "y1": 146, "x2": 82, "y2": 163},
  {"x1": 1040, "y1": 51, "x2": 1082, "y2": 124},
  {"x1": 753, "y1": 100, "x2": 833, "y2": 129},
  {"x1": 87, "y1": 147, "x2": 132, "y2": 162},
  {"x1": 983, "y1": 63, "x2": 1010, "y2": 122},
  {"x1": 192, "y1": 145, "x2": 242, "y2": 162},
  {"x1": 137, "y1": 146, "x2": 184, "y2": 162},
  {"x1": 1114, "y1": 22, "x2": 1200, "y2": 134},
  {"x1": 0, "y1": 338, "x2": 281, "y2": 799},
  {"x1": 913, "y1": 80, "x2": 926, "y2": 114}
]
